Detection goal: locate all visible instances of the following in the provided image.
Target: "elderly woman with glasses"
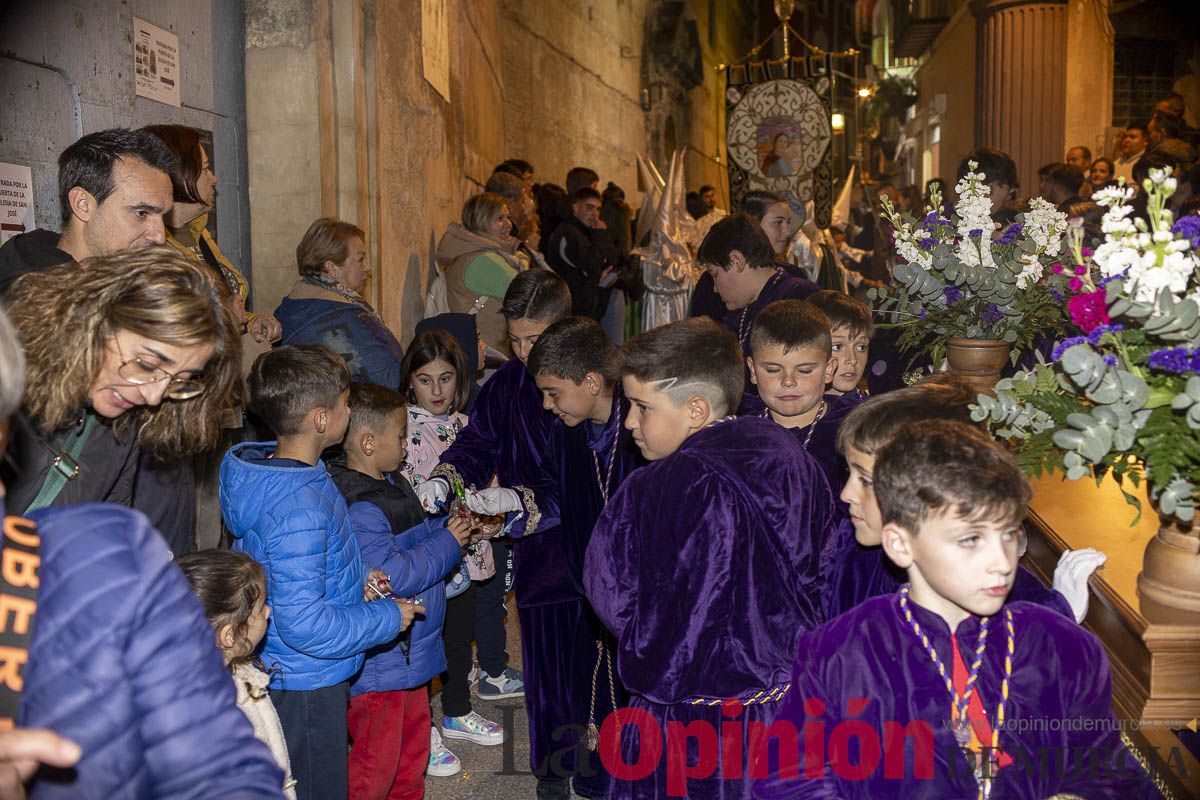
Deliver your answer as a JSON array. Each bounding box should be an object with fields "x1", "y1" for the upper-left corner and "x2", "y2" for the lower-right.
[{"x1": 1, "y1": 246, "x2": 240, "y2": 533}]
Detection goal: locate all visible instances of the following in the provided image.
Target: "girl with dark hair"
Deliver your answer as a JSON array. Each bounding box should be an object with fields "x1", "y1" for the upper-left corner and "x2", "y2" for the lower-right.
[
  {"x1": 177, "y1": 550, "x2": 296, "y2": 798},
  {"x1": 398, "y1": 328, "x2": 511, "y2": 777}
]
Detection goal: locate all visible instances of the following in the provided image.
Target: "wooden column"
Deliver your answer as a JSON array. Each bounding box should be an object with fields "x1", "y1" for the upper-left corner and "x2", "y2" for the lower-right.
[{"x1": 972, "y1": 0, "x2": 1068, "y2": 194}]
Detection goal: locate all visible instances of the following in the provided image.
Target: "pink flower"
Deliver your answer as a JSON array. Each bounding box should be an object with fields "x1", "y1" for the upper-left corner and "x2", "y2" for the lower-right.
[
  {"x1": 1067, "y1": 289, "x2": 1110, "y2": 334},
  {"x1": 1074, "y1": 264, "x2": 1088, "y2": 276},
  {"x1": 1069, "y1": 277, "x2": 1083, "y2": 291},
  {"x1": 1051, "y1": 263, "x2": 1064, "y2": 274}
]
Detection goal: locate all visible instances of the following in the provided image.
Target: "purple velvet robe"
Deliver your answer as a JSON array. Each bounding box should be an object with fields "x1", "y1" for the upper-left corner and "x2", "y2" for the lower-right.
[
  {"x1": 751, "y1": 595, "x2": 1151, "y2": 799},
  {"x1": 508, "y1": 393, "x2": 643, "y2": 792},
  {"x1": 585, "y1": 417, "x2": 835, "y2": 799},
  {"x1": 432, "y1": 357, "x2": 562, "y2": 607},
  {"x1": 515, "y1": 392, "x2": 644, "y2": 597},
  {"x1": 720, "y1": 269, "x2": 820, "y2": 359},
  {"x1": 820, "y1": 522, "x2": 1073, "y2": 622}
]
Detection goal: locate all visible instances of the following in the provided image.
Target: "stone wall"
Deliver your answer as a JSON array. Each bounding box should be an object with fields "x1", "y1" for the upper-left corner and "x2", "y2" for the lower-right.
[
  {"x1": 0, "y1": 0, "x2": 252, "y2": 275},
  {"x1": 244, "y1": 0, "x2": 754, "y2": 341}
]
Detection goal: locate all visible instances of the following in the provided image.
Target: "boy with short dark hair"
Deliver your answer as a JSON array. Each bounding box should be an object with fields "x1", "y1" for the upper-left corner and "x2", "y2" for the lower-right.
[
  {"x1": 584, "y1": 317, "x2": 834, "y2": 799},
  {"x1": 222, "y1": 346, "x2": 421, "y2": 800},
  {"x1": 830, "y1": 377, "x2": 1100, "y2": 622},
  {"x1": 696, "y1": 214, "x2": 819, "y2": 359},
  {"x1": 420, "y1": 269, "x2": 572, "y2": 742},
  {"x1": 805, "y1": 290, "x2": 874, "y2": 398},
  {"x1": 754, "y1": 421, "x2": 1146, "y2": 798},
  {"x1": 468, "y1": 316, "x2": 641, "y2": 799},
  {"x1": 327, "y1": 382, "x2": 474, "y2": 799},
  {"x1": 747, "y1": 299, "x2": 858, "y2": 493}
]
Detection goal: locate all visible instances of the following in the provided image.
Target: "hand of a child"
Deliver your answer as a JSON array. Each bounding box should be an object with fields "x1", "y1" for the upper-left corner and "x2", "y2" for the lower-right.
[
  {"x1": 417, "y1": 478, "x2": 449, "y2": 513},
  {"x1": 364, "y1": 568, "x2": 391, "y2": 601},
  {"x1": 393, "y1": 599, "x2": 426, "y2": 631},
  {"x1": 1053, "y1": 548, "x2": 1108, "y2": 623},
  {"x1": 464, "y1": 487, "x2": 522, "y2": 515},
  {"x1": 446, "y1": 516, "x2": 473, "y2": 547}
]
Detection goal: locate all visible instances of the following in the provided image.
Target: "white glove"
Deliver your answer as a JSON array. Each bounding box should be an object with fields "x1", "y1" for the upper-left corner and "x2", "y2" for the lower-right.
[
  {"x1": 416, "y1": 478, "x2": 449, "y2": 513},
  {"x1": 464, "y1": 487, "x2": 523, "y2": 515},
  {"x1": 1052, "y1": 548, "x2": 1107, "y2": 624}
]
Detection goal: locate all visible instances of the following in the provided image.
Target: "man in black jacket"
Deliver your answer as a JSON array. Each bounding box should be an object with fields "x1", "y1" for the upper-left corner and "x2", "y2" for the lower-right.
[
  {"x1": 545, "y1": 187, "x2": 619, "y2": 321},
  {"x1": 0, "y1": 128, "x2": 175, "y2": 295}
]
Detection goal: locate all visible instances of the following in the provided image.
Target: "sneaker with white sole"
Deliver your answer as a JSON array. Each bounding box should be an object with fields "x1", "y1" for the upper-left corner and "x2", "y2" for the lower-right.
[
  {"x1": 476, "y1": 666, "x2": 525, "y2": 700},
  {"x1": 441, "y1": 711, "x2": 504, "y2": 746},
  {"x1": 427, "y1": 726, "x2": 461, "y2": 777},
  {"x1": 467, "y1": 662, "x2": 481, "y2": 690}
]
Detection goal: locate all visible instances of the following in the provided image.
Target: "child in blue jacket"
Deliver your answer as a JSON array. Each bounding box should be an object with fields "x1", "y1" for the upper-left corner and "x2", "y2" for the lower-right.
[
  {"x1": 327, "y1": 382, "x2": 474, "y2": 799},
  {"x1": 222, "y1": 346, "x2": 422, "y2": 800}
]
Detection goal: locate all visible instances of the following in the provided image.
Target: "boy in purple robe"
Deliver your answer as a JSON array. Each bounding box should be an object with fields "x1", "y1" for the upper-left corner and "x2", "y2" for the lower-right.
[
  {"x1": 467, "y1": 316, "x2": 642, "y2": 799},
  {"x1": 829, "y1": 377, "x2": 1104, "y2": 623},
  {"x1": 753, "y1": 421, "x2": 1150, "y2": 798},
  {"x1": 583, "y1": 318, "x2": 835, "y2": 799},
  {"x1": 420, "y1": 269, "x2": 572, "y2": 753},
  {"x1": 696, "y1": 215, "x2": 819, "y2": 363},
  {"x1": 805, "y1": 290, "x2": 873, "y2": 400},
  {"x1": 745, "y1": 299, "x2": 859, "y2": 495}
]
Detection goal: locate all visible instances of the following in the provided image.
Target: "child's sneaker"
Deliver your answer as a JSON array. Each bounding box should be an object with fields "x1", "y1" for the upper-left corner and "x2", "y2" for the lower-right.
[
  {"x1": 427, "y1": 726, "x2": 461, "y2": 777},
  {"x1": 442, "y1": 711, "x2": 504, "y2": 746},
  {"x1": 476, "y1": 666, "x2": 525, "y2": 699}
]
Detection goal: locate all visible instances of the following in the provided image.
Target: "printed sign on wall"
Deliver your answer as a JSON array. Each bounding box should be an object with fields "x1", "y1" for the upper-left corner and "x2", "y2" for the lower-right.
[
  {"x1": 134, "y1": 17, "x2": 181, "y2": 107},
  {"x1": 0, "y1": 163, "x2": 35, "y2": 244}
]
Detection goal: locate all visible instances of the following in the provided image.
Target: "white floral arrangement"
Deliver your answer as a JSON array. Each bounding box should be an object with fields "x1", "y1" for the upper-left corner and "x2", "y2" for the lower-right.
[{"x1": 871, "y1": 161, "x2": 1072, "y2": 365}]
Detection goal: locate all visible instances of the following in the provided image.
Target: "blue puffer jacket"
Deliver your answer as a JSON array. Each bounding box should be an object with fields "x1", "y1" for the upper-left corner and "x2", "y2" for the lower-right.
[
  {"x1": 221, "y1": 442, "x2": 403, "y2": 690},
  {"x1": 349, "y1": 508, "x2": 462, "y2": 694},
  {"x1": 17, "y1": 501, "x2": 285, "y2": 799},
  {"x1": 326, "y1": 461, "x2": 463, "y2": 693}
]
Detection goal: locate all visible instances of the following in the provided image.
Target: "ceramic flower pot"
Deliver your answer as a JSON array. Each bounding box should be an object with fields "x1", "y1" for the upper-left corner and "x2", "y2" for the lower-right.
[
  {"x1": 1137, "y1": 506, "x2": 1200, "y2": 621},
  {"x1": 945, "y1": 338, "x2": 1011, "y2": 397}
]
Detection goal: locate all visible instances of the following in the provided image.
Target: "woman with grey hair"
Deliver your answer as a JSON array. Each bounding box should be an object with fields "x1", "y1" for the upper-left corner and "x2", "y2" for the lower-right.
[{"x1": 434, "y1": 192, "x2": 524, "y2": 354}]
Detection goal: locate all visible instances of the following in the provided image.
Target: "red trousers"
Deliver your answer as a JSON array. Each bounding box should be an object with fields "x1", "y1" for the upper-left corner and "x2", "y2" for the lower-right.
[{"x1": 348, "y1": 689, "x2": 431, "y2": 800}]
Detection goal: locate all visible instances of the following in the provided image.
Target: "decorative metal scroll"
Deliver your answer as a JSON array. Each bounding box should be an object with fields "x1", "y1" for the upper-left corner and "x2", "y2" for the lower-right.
[{"x1": 725, "y1": 56, "x2": 833, "y2": 228}]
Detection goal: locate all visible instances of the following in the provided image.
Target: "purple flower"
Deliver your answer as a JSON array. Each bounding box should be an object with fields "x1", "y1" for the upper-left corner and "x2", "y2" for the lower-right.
[
  {"x1": 919, "y1": 309, "x2": 928, "y2": 319},
  {"x1": 982, "y1": 303, "x2": 1004, "y2": 326},
  {"x1": 969, "y1": 229, "x2": 984, "y2": 239},
  {"x1": 1087, "y1": 324, "x2": 1123, "y2": 345},
  {"x1": 1098, "y1": 270, "x2": 1127, "y2": 288},
  {"x1": 1147, "y1": 347, "x2": 1200, "y2": 375},
  {"x1": 943, "y1": 285, "x2": 962, "y2": 303},
  {"x1": 1103, "y1": 354, "x2": 1118, "y2": 366},
  {"x1": 1170, "y1": 214, "x2": 1200, "y2": 248},
  {"x1": 1052, "y1": 336, "x2": 1089, "y2": 362},
  {"x1": 1048, "y1": 289, "x2": 1065, "y2": 303},
  {"x1": 920, "y1": 212, "x2": 952, "y2": 231},
  {"x1": 996, "y1": 223, "x2": 1023, "y2": 246},
  {"x1": 918, "y1": 237, "x2": 937, "y2": 251}
]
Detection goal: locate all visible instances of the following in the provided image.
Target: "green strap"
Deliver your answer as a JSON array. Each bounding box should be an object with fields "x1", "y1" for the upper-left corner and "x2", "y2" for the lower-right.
[{"x1": 24, "y1": 414, "x2": 100, "y2": 513}]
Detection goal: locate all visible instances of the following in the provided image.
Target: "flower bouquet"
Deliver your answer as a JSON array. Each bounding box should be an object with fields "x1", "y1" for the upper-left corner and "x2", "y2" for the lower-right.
[
  {"x1": 871, "y1": 162, "x2": 1071, "y2": 387},
  {"x1": 972, "y1": 169, "x2": 1200, "y2": 613}
]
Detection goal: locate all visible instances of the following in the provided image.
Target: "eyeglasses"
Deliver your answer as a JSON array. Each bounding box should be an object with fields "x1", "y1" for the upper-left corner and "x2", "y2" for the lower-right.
[{"x1": 114, "y1": 339, "x2": 206, "y2": 400}]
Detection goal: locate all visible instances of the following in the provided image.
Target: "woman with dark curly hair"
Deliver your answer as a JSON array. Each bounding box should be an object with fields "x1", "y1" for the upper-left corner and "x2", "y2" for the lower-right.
[{"x1": 1, "y1": 246, "x2": 240, "y2": 546}]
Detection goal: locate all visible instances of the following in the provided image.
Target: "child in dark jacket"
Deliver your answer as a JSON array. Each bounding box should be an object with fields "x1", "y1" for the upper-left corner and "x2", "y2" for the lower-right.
[
  {"x1": 222, "y1": 345, "x2": 422, "y2": 800},
  {"x1": 327, "y1": 382, "x2": 473, "y2": 800}
]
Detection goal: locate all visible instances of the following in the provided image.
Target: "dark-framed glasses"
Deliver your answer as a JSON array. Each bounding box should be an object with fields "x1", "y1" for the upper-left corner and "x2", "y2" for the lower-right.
[{"x1": 115, "y1": 341, "x2": 206, "y2": 400}]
